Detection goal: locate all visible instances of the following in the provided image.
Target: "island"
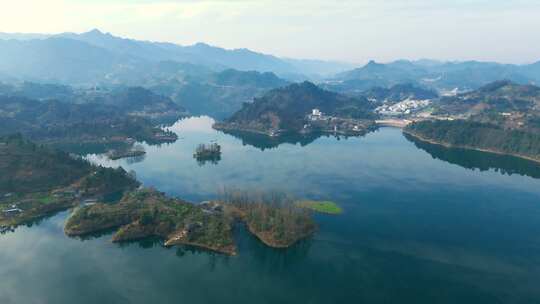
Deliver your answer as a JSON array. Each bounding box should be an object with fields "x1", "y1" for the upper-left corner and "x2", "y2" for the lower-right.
[
  {"x1": 193, "y1": 143, "x2": 222, "y2": 165},
  {"x1": 65, "y1": 189, "x2": 318, "y2": 254},
  {"x1": 214, "y1": 81, "x2": 378, "y2": 137}
]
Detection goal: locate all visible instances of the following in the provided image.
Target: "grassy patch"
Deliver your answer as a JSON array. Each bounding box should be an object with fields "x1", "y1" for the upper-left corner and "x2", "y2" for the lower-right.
[
  {"x1": 296, "y1": 200, "x2": 343, "y2": 215},
  {"x1": 38, "y1": 194, "x2": 56, "y2": 204}
]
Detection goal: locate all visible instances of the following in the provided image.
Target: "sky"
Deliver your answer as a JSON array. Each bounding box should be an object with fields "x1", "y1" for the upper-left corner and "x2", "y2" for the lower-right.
[{"x1": 1, "y1": 0, "x2": 539, "y2": 64}]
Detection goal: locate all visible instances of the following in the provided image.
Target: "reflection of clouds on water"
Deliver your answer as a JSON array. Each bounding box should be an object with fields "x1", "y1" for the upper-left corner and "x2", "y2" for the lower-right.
[
  {"x1": 125, "y1": 154, "x2": 146, "y2": 165},
  {"x1": 85, "y1": 117, "x2": 540, "y2": 202},
  {"x1": 4, "y1": 116, "x2": 540, "y2": 302}
]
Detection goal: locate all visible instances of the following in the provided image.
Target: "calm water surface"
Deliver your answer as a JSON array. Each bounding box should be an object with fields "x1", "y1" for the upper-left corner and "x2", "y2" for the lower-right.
[{"x1": 2, "y1": 116, "x2": 540, "y2": 304}]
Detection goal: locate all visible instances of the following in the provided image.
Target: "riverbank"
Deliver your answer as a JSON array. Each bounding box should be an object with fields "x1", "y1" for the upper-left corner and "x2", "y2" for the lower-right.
[
  {"x1": 214, "y1": 119, "x2": 376, "y2": 139},
  {"x1": 376, "y1": 119, "x2": 412, "y2": 128},
  {"x1": 403, "y1": 129, "x2": 540, "y2": 164},
  {"x1": 213, "y1": 122, "x2": 282, "y2": 137},
  {"x1": 108, "y1": 150, "x2": 146, "y2": 160}
]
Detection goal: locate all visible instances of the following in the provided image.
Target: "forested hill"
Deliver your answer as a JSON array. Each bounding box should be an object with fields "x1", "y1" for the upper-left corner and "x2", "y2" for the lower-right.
[
  {"x1": 433, "y1": 80, "x2": 540, "y2": 116},
  {"x1": 0, "y1": 134, "x2": 140, "y2": 229},
  {"x1": 151, "y1": 68, "x2": 290, "y2": 119},
  {"x1": 404, "y1": 81, "x2": 540, "y2": 162},
  {"x1": 0, "y1": 135, "x2": 138, "y2": 195},
  {"x1": 0, "y1": 93, "x2": 178, "y2": 145},
  {"x1": 405, "y1": 120, "x2": 540, "y2": 163},
  {"x1": 0, "y1": 83, "x2": 186, "y2": 121},
  {"x1": 220, "y1": 81, "x2": 375, "y2": 132},
  {"x1": 0, "y1": 134, "x2": 92, "y2": 193}
]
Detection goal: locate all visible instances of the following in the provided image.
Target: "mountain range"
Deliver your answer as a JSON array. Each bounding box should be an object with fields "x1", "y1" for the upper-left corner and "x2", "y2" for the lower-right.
[
  {"x1": 0, "y1": 29, "x2": 354, "y2": 84},
  {"x1": 325, "y1": 59, "x2": 540, "y2": 95}
]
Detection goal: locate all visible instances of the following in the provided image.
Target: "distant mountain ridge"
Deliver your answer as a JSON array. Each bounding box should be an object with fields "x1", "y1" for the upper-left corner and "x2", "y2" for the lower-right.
[
  {"x1": 0, "y1": 29, "x2": 354, "y2": 83},
  {"x1": 327, "y1": 59, "x2": 540, "y2": 94}
]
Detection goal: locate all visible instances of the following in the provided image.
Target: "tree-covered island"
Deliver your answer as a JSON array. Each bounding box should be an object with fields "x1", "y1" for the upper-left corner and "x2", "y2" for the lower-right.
[{"x1": 214, "y1": 81, "x2": 378, "y2": 137}]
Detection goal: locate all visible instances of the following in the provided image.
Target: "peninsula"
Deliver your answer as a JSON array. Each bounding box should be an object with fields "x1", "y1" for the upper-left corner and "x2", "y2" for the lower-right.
[
  {"x1": 65, "y1": 189, "x2": 318, "y2": 254},
  {"x1": 0, "y1": 134, "x2": 140, "y2": 231},
  {"x1": 404, "y1": 81, "x2": 540, "y2": 163}
]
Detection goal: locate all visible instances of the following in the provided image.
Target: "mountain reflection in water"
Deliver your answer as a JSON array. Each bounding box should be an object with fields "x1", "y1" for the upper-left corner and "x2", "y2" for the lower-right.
[{"x1": 405, "y1": 133, "x2": 540, "y2": 179}]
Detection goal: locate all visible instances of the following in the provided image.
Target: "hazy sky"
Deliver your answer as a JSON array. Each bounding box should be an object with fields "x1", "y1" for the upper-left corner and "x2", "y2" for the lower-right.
[{"x1": 2, "y1": 0, "x2": 540, "y2": 64}]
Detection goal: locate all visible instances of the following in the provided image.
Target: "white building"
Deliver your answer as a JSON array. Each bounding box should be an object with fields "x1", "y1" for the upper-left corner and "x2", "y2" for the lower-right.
[{"x1": 309, "y1": 108, "x2": 323, "y2": 121}]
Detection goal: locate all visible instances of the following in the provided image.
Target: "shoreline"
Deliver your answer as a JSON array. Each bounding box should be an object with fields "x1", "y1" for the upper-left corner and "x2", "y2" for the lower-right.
[
  {"x1": 245, "y1": 223, "x2": 313, "y2": 249},
  {"x1": 213, "y1": 122, "x2": 374, "y2": 138},
  {"x1": 213, "y1": 123, "x2": 282, "y2": 137},
  {"x1": 376, "y1": 119, "x2": 412, "y2": 128},
  {"x1": 403, "y1": 129, "x2": 540, "y2": 165},
  {"x1": 164, "y1": 238, "x2": 237, "y2": 256}
]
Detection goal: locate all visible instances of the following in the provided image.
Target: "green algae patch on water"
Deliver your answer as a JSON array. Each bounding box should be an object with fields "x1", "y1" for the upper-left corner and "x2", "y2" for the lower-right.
[{"x1": 296, "y1": 200, "x2": 343, "y2": 215}]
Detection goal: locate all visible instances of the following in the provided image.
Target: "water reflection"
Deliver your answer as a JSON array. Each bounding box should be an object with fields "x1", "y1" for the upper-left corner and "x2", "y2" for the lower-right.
[
  {"x1": 50, "y1": 138, "x2": 176, "y2": 157},
  {"x1": 405, "y1": 133, "x2": 540, "y2": 179},
  {"x1": 125, "y1": 154, "x2": 146, "y2": 165},
  {"x1": 72, "y1": 227, "x2": 119, "y2": 241},
  {"x1": 217, "y1": 129, "x2": 325, "y2": 151},
  {"x1": 194, "y1": 154, "x2": 221, "y2": 166},
  {"x1": 51, "y1": 141, "x2": 131, "y2": 155},
  {"x1": 1, "y1": 209, "x2": 71, "y2": 235},
  {"x1": 4, "y1": 118, "x2": 540, "y2": 303}
]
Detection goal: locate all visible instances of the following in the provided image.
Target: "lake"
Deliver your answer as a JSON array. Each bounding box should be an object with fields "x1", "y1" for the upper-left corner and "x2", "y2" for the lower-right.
[{"x1": 2, "y1": 116, "x2": 540, "y2": 303}]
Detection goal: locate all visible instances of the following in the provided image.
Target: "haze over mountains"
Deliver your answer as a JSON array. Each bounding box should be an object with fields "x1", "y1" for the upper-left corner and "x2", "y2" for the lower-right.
[
  {"x1": 324, "y1": 59, "x2": 540, "y2": 95},
  {"x1": 0, "y1": 29, "x2": 353, "y2": 84},
  {"x1": 2, "y1": 29, "x2": 540, "y2": 121},
  {"x1": 2, "y1": 29, "x2": 540, "y2": 91}
]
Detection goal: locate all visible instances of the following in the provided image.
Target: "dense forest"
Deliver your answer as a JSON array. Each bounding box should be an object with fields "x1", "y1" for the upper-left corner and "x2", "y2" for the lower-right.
[
  {"x1": 406, "y1": 120, "x2": 540, "y2": 161},
  {"x1": 0, "y1": 93, "x2": 178, "y2": 145},
  {"x1": 0, "y1": 134, "x2": 139, "y2": 194},
  {"x1": 0, "y1": 134, "x2": 92, "y2": 193},
  {"x1": 219, "y1": 189, "x2": 316, "y2": 247}
]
